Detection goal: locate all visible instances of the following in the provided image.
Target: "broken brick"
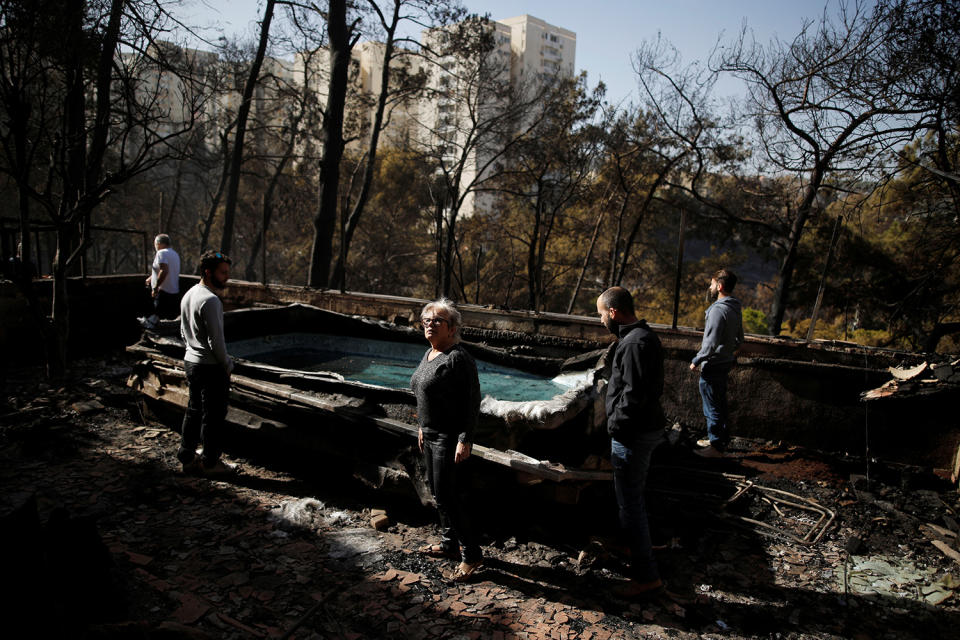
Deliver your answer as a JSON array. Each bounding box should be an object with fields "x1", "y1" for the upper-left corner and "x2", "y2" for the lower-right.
[
  {"x1": 172, "y1": 593, "x2": 210, "y2": 624},
  {"x1": 124, "y1": 551, "x2": 153, "y2": 566},
  {"x1": 581, "y1": 610, "x2": 604, "y2": 624}
]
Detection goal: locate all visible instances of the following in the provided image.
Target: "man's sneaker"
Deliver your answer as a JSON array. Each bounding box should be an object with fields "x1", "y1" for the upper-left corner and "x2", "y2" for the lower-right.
[
  {"x1": 201, "y1": 460, "x2": 238, "y2": 478},
  {"x1": 138, "y1": 315, "x2": 157, "y2": 329},
  {"x1": 696, "y1": 438, "x2": 712, "y2": 448},
  {"x1": 695, "y1": 445, "x2": 725, "y2": 459},
  {"x1": 181, "y1": 457, "x2": 203, "y2": 475}
]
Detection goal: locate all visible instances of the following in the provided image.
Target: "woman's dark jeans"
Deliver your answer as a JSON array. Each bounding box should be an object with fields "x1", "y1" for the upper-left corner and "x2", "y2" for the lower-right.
[
  {"x1": 178, "y1": 362, "x2": 229, "y2": 466},
  {"x1": 423, "y1": 432, "x2": 481, "y2": 563}
]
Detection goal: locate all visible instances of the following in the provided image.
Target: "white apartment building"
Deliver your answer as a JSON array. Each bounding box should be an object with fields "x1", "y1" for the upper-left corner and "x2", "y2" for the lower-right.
[
  {"x1": 133, "y1": 42, "x2": 302, "y2": 157},
  {"x1": 416, "y1": 15, "x2": 577, "y2": 218},
  {"x1": 136, "y1": 14, "x2": 574, "y2": 216},
  {"x1": 499, "y1": 15, "x2": 576, "y2": 86},
  {"x1": 128, "y1": 43, "x2": 222, "y2": 142}
]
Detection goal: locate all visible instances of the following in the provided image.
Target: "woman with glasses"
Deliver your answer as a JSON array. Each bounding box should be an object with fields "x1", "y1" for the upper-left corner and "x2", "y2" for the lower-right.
[{"x1": 410, "y1": 298, "x2": 483, "y2": 581}]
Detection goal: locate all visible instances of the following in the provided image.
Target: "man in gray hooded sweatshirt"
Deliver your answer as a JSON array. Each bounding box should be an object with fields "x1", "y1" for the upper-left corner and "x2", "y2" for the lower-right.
[{"x1": 690, "y1": 269, "x2": 744, "y2": 456}]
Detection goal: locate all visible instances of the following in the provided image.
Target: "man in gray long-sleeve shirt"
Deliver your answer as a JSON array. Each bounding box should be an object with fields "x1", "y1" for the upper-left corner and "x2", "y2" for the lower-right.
[
  {"x1": 178, "y1": 250, "x2": 235, "y2": 476},
  {"x1": 690, "y1": 269, "x2": 744, "y2": 456}
]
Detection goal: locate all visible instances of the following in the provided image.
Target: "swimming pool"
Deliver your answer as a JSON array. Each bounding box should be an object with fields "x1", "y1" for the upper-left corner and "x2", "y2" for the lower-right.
[{"x1": 229, "y1": 332, "x2": 583, "y2": 402}]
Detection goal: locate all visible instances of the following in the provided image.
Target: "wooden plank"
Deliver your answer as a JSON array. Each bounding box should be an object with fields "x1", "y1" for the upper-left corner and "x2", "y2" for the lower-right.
[{"x1": 931, "y1": 539, "x2": 960, "y2": 565}]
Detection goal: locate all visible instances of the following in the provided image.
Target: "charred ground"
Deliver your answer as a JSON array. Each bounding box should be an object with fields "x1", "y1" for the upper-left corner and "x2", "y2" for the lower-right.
[{"x1": 1, "y1": 354, "x2": 959, "y2": 639}]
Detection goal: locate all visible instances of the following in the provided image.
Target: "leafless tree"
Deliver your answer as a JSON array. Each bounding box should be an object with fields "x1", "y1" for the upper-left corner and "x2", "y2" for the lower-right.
[
  {"x1": 414, "y1": 15, "x2": 559, "y2": 298},
  {"x1": 0, "y1": 0, "x2": 202, "y2": 374},
  {"x1": 328, "y1": 0, "x2": 463, "y2": 291},
  {"x1": 715, "y1": 1, "x2": 933, "y2": 334},
  {"x1": 217, "y1": 0, "x2": 278, "y2": 256},
  {"x1": 307, "y1": 0, "x2": 361, "y2": 287},
  {"x1": 492, "y1": 74, "x2": 603, "y2": 310}
]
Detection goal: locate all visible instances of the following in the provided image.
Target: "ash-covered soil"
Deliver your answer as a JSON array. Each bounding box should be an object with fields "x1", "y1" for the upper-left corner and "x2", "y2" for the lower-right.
[{"x1": 1, "y1": 354, "x2": 959, "y2": 639}]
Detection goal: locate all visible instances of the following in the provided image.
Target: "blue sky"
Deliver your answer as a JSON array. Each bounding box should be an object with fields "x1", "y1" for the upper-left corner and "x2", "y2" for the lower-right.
[{"x1": 183, "y1": 0, "x2": 838, "y2": 103}]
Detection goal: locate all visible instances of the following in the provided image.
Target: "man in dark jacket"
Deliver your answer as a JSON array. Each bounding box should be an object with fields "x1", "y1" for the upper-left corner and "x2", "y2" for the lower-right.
[
  {"x1": 690, "y1": 269, "x2": 744, "y2": 457},
  {"x1": 597, "y1": 286, "x2": 666, "y2": 598}
]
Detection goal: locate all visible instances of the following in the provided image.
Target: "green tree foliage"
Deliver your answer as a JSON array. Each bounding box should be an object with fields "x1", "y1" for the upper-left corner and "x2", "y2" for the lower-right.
[
  {"x1": 481, "y1": 73, "x2": 603, "y2": 311},
  {"x1": 787, "y1": 133, "x2": 960, "y2": 351},
  {"x1": 742, "y1": 307, "x2": 770, "y2": 335},
  {"x1": 339, "y1": 145, "x2": 435, "y2": 297}
]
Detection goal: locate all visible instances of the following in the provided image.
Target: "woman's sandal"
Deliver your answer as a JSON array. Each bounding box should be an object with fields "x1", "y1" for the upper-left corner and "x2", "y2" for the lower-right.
[
  {"x1": 419, "y1": 543, "x2": 459, "y2": 559},
  {"x1": 451, "y1": 560, "x2": 483, "y2": 583}
]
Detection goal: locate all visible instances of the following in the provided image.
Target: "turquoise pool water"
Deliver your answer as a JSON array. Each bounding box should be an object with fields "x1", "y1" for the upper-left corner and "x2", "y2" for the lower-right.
[{"x1": 230, "y1": 332, "x2": 576, "y2": 402}]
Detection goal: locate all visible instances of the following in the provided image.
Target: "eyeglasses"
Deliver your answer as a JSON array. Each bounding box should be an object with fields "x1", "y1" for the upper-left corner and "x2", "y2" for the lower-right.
[{"x1": 421, "y1": 316, "x2": 448, "y2": 327}]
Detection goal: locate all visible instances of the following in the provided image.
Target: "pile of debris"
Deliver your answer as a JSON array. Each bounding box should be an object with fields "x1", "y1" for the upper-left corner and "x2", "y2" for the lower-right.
[
  {"x1": 860, "y1": 359, "x2": 960, "y2": 482},
  {"x1": 862, "y1": 359, "x2": 960, "y2": 400}
]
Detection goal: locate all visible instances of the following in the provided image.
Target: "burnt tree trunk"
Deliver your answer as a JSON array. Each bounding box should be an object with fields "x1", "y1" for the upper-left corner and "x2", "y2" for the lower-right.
[
  {"x1": 769, "y1": 173, "x2": 822, "y2": 335},
  {"x1": 526, "y1": 182, "x2": 544, "y2": 311},
  {"x1": 440, "y1": 193, "x2": 459, "y2": 299},
  {"x1": 309, "y1": 0, "x2": 352, "y2": 288},
  {"x1": 329, "y1": 0, "x2": 402, "y2": 290},
  {"x1": 566, "y1": 207, "x2": 605, "y2": 314},
  {"x1": 199, "y1": 122, "x2": 237, "y2": 261},
  {"x1": 219, "y1": 0, "x2": 276, "y2": 256}
]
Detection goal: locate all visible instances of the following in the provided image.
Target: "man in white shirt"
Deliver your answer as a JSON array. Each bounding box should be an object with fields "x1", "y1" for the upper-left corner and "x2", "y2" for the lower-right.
[
  {"x1": 178, "y1": 250, "x2": 236, "y2": 477},
  {"x1": 140, "y1": 233, "x2": 181, "y2": 328}
]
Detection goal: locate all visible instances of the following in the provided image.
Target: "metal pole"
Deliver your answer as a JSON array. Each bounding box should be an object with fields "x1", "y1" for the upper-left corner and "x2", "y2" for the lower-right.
[
  {"x1": 672, "y1": 209, "x2": 687, "y2": 330},
  {"x1": 261, "y1": 193, "x2": 267, "y2": 285},
  {"x1": 806, "y1": 215, "x2": 843, "y2": 341},
  {"x1": 142, "y1": 231, "x2": 149, "y2": 275},
  {"x1": 80, "y1": 217, "x2": 88, "y2": 279},
  {"x1": 34, "y1": 229, "x2": 43, "y2": 276}
]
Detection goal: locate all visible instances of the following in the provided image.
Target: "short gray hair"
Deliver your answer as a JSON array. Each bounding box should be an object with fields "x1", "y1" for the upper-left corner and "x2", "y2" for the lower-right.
[
  {"x1": 421, "y1": 297, "x2": 462, "y2": 329},
  {"x1": 154, "y1": 233, "x2": 171, "y2": 247}
]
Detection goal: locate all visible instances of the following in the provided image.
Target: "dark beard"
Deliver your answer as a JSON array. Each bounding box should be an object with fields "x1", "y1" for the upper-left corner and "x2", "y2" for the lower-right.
[
  {"x1": 604, "y1": 318, "x2": 620, "y2": 336},
  {"x1": 705, "y1": 288, "x2": 719, "y2": 303}
]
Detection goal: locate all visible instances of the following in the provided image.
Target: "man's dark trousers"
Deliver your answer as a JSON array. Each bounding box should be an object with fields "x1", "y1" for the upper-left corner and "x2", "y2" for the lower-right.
[
  {"x1": 699, "y1": 362, "x2": 733, "y2": 449},
  {"x1": 178, "y1": 362, "x2": 229, "y2": 465}
]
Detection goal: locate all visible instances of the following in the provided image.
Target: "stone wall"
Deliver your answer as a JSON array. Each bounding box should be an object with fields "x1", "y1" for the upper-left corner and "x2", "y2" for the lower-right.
[{"x1": 2, "y1": 275, "x2": 158, "y2": 364}]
